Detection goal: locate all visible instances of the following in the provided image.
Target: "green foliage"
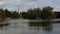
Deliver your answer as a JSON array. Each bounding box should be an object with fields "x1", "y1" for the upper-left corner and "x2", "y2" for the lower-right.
[
  {"x1": 41, "y1": 6, "x2": 55, "y2": 19},
  {"x1": 0, "y1": 8, "x2": 4, "y2": 19},
  {"x1": 0, "y1": 8, "x2": 20, "y2": 19},
  {"x1": 11, "y1": 11, "x2": 20, "y2": 19},
  {"x1": 22, "y1": 12, "x2": 29, "y2": 19},
  {"x1": 22, "y1": 6, "x2": 56, "y2": 19},
  {"x1": 4, "y1": 9, "x2": 12, "y2": 17},
  {"x1": 22, "y1": 8, "x2": 41, "y2": 19},
  {"x1": 0, "y1": 6, "x2": 56, "y2": 20}
]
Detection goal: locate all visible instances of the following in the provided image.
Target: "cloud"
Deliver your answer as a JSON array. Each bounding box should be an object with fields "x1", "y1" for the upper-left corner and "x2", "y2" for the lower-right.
[
  {"x1": 4, "y1": 7, "x2": 17, "y2": 11},
  {"x1": 0, "y1": 0, "x2": 60, "y2": 11},
  {"x1": 24, "y1": 1, "x2": 38, "y2": 7},
  {"x1": 0, "y1": 0, "x2": 3, "y2": 1},
  {"x1": 0, "y1": 0, "x2": 20, "y2": 5},
  {"x1": 0, "y1": 1, "x2": 5, "y2": 5},
  {"x1": 24, "y1": 2, "x2": 34, "y2": 6},
  {"x1": 4, "y1": 0, "x2": 17, "y2": 4},
  {"x1": 54, "y1": 6, "x2": 60, "y2": 11}
]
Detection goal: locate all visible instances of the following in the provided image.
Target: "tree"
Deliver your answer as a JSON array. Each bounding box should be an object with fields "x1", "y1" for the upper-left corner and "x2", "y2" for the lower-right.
[
  {"x1": 4, "y1": 9, "x2": 12, "y2": 17},
  {"x1": 22, "y1": 6, "x2": 56, "y2": 19},
  {"x1": 22, "y1": 12, "x2": 29, "y2": 19},
  {"x1": 0, "y1": 8, "x2": 4, "y2": 19},
  {"x1": 41, "y1": 6, "x2": 55, "y2": 19},
  {"x1": 27, "y1": 8, "x2": 41, "y2": 19},
  {"x1": 11, "y1": 11, "x2": 20, "y2": 19}
]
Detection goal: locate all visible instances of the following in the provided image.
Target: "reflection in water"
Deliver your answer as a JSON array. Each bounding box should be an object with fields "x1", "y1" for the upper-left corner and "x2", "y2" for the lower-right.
[
  {"x1": 0, "y1": 19, "x2": 60, "y2": 34},
  {"x1": 28, "y1": 21, "x2": 53, "y2": 32},
  {"x1": 0, "y1": 23, "x2": 9, "y2": 27},
  {"x1": 18, "y1": 19, "x2": 20, "y2": 33},
  {"x1": 43, "y1": 26, "x2": 52, "y2": 32},
  {"x1": 0, "y1": 20, "x2": 9, "y2": 32},
  {"x1": 0, "y1": 27, "x2": 3, "y2": 30}
]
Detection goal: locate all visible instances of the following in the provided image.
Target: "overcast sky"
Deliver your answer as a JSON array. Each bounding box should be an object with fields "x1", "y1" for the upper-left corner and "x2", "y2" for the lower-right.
[{"x1": 0, "y1": 0, "x2": 60, "y2": 12}]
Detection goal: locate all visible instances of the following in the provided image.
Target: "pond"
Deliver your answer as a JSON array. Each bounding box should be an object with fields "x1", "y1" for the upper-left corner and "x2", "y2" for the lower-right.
[{"x1": 0, "y1": 19, "x2": 60, "y2": 34}]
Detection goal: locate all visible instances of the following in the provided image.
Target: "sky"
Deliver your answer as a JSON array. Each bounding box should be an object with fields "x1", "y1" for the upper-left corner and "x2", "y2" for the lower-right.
[{"x1": 0, "y1": 0, "x2": 60, "y2": 12}]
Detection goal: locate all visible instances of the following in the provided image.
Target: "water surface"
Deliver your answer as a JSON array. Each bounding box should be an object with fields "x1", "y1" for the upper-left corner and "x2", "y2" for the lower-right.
[{"x1": 0, "y1": 19, "x2": 60, "y2": 34}]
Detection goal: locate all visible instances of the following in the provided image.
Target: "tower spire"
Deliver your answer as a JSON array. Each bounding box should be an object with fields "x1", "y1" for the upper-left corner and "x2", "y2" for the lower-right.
[{"x1": 18, "y1": 0, "x2": 20, "y2": 14}]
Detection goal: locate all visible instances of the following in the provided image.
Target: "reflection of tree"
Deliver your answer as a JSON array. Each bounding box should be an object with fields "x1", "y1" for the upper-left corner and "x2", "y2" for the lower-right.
[
  {"x1": 0, "y1": 27, "x2": 3, "y2": 30},
  {"x1": 28, "y1": 21, "x2": 53, "y2": 32},
  {"x1": 29, "y1": 22, "x2": 41, "y2": 27},
  {"x1": 29, "y1": 20, "x2": 53, "y2": 27},
  {"x1": 0, "y1": 20, "x2": 9, "y2": 27},
  {"x1": 43, "y1": 25, "x2": 52, "y2": 32},
  {"x1": 29, "y1": 27, "x2": 40, "y2": 31},
  {"x1": 41, "y1": 21, "x2": 53, "y2": 32},
  {"x1": 41, "y1": 21, "x2": 52, "y2": 27}
]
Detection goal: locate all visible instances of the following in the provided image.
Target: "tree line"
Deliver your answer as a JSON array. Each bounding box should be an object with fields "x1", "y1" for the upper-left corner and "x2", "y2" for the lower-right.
[
  {"x1": 22, "y1": 6, "x2": 56, "y2": 19},
  {"x1": 0, "y1": 6, "x2": 60, "y2": 20},
  {"x1": 0, "y1": 8, "x2": 20, "y2": 20}
]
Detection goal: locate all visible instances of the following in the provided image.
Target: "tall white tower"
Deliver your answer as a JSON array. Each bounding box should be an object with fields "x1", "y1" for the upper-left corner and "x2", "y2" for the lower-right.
[{"x1": 18, "y1": 0, "x2": 20, "y2": 14}]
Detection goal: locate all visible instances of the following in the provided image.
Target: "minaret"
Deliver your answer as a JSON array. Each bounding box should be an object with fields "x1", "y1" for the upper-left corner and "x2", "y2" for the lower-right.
[{"x1": 18, "y1": 0, "x2": 20, "y2": 15}]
